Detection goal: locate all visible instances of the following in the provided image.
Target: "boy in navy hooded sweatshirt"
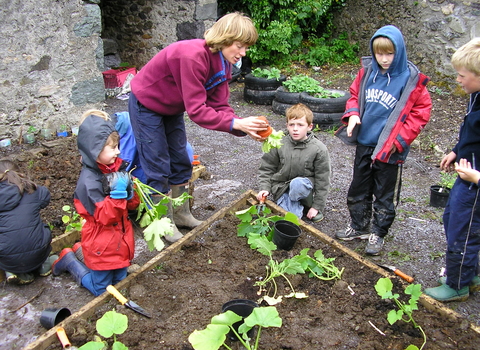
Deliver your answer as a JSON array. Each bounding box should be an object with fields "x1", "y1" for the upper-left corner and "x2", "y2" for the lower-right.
[{"x1": 335, "y1": 25, "x2": 432, "y2": 255}]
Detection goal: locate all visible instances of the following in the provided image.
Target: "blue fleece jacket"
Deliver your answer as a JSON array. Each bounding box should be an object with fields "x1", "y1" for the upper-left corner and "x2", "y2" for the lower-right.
[{"x1": 357, "y1": 25, "x2": 411, "y2": 147}]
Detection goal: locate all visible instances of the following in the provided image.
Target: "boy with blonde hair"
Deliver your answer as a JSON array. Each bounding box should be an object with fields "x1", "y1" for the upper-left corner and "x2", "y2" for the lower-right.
[
  {"x1": 425, "y1": 38, "x2": 480, "y2": 302},
  {"x1": 257, "y1": 103, "x2": 331, "y2": 221}
]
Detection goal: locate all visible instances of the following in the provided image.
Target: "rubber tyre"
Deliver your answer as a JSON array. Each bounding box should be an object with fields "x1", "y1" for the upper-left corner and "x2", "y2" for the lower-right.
[
  {"x1": 272, "y1": 99, "x2": 294, "y2": 115},
  {"x1": 312, "y1": 112, "x2": 344, "y2": 127},
  {"x1": 244, "y1": 88, "x2": 276, "y2": 105},
  {"x1": 299, "y1": 90, "x2": 350, "y2": 113},
  {"x1": 274, "y1": 86, "x2": 301, "y2": 104},
  {"x1": 244, "y1": 74, "x2": 286, "y2": 91}
]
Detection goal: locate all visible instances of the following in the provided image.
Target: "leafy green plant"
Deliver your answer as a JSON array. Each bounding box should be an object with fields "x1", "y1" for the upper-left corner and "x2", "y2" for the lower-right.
[
  {"x1": 235, "y1": 204, "x2": 299, "y2": 239},
  {"x1": 78, "y1": 309, "x2": 129, "y2": 350},
  {"x1": 188, "y1": 305, "x2": 282, "y2": 350},
  {"x1": 261, "y1": 129, "x2": 284, "y2": 153},
  {"x1": 62, "y1": 205, "x2": 83, "y2": 233},
  {"x1": 439, "y1": 171, "x2": 457, "y2": 190},
  {"x1": 251, "y1": 67, "x2": 282, "y2": 80},
  {"x1": 375, "y1": 277, "x2": 426, "y2": 350},
  {"x1": 27, "y1": 125, "x2": 37, "y2": 134},
  {"x1": 133, "y1": 178, "x2": 190, "y2": 251},
  {"x1": 283, "y1": 75, "x2": 322, "y2": 94},
  {"x1": 296, "y1": 33, "x2": 359, "y2": 66},
  {"x1": 291, "y1": 248, "x2": 344, "y2": 281},
  {"x1": 248, "y1": 234, "x2": 306, "y2": 303}
]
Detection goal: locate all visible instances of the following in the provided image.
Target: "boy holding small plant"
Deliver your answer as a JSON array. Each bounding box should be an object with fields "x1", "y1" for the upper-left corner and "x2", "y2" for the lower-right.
[
  {"x1": 425, "y1": 38, "x2": 480, "y2": 302},
  {"x1": 257, "y1": 103, "x2": 331, "y2": 222}
]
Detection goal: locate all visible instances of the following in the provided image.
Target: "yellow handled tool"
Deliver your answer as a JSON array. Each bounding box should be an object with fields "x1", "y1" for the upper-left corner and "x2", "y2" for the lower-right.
[
  {"x1": 107, "y1": 285, "x2": 152, "y2": 318},
  {"x1": 56, "y1": 327, "x2": 77, "y2": 349}
]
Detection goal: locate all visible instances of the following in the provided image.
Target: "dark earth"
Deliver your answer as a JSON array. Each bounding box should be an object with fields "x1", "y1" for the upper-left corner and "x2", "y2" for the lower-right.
[{"x1": 1, "y1": 63, "x2": 480, "y2": 349}]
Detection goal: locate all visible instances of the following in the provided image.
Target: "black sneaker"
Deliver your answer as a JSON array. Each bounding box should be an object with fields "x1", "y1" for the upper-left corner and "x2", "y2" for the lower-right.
[
  {"x1": 365, "y1": 234, "x2": 384, "y2": 255},
  {"x1": 335, "y1": 226, "x2": 370, "y2": 241}
]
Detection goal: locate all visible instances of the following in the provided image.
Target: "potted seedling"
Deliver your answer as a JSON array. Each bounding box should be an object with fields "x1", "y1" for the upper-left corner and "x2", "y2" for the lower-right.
[
  {"x1": 255, "y1": 116, "x2": 284, "y2": 153},
  {"x1": 57, "y1": 124, "x2": 69, "y2": 137},
  {"x1": 429, "y1": 171, "x2": 457, "y2": 208},
  {"x1": 23, "y1": 125, "x2": 37, "y2": 144},
  {"x1": 40, "y1": 127, "x2": 54, "y2": 140}
]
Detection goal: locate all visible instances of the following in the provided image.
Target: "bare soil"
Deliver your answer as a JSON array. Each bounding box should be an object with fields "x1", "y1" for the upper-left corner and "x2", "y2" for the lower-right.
[{"x1": 1, "y1": 63, "x2": 479, "y2": 350}]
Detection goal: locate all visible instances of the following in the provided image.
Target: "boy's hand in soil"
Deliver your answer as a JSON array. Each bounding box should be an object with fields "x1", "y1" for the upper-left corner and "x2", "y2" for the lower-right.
[
  {"x1": 233, "y1": 116, "x2": 269, "y2": 140},
  {"x1": 455, "y1": 158, "x2": 480, "y2": 184}
]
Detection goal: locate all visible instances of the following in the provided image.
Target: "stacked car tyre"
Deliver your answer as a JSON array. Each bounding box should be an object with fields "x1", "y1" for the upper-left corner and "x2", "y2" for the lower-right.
[
  {"x1": 299, "y1": 90, "x2": 350, "y2": 127},
  {"x1": 271, "y1": 86, "x2": 302, "y2": 116},
  {"x1": 243, "y1": 74, "x2": 286, "y2": 105}
]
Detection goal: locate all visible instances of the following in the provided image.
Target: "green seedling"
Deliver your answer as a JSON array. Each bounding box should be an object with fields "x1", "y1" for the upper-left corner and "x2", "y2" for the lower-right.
[
  {"x1": 78, "y1": 309, "x2": 129, "y2": 350},
  {"x1": 235, "y1": 204, "x2": 299, "y2": 240},
  {"x1": 251, "y1": 67, "x2": 282, "y2": 80},
  {"x1": 261, "y1": 129, "x2": 284, "y2": 153},
  {"x1": 188, "y1": 306, "x2": 282, "y2": 350},
  {"x1": 27, "y1": 125, "x2": 37, "y2": 134},
  {"x1": 291, "y1": 248, "x2": 344, "y2": 281},
  {"x1": 132, "y1": 178, "x2": 190, "y2": 252},
  {"x1": 375, "y1": 277, "x2": 426, "y2": 350},
  {"x1": 62, "y1": 205, "x2": 83, "y2": 233},
  {"x1": 248, "y1": 234, "x2": 306, "y2": 304},
  {"x1": 439, "y1": 171, "x2": 457, "y2": 191}
]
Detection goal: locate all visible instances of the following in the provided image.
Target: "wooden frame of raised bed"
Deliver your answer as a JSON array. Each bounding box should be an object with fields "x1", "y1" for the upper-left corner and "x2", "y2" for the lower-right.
[{"x1": 24, "y1": 189, "x2": 480, "y2": 349}]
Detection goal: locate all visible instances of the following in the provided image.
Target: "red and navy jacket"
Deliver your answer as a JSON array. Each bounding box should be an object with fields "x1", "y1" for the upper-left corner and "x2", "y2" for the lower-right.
[
  {"x1": 336, "y1": 25, "x2": 432, "y2": 164},
  {"x1": 74, "y1": 115, "x2": 139, "y2": 271}
]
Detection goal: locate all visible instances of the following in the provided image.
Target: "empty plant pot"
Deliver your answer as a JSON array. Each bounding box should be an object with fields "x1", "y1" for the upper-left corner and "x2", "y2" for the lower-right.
[
  {"x1": 429, "y1": 185, "x2": 450, "y2": 208},
  {"x1": 273, "y1": 220, "x2": 301, "y2": 250},
  {"x1": 222, "y1": 299, "x2": 258, "y2": 341},
  {"x1": 39, "y1": 307, "x2": 71, "y2": 329}
]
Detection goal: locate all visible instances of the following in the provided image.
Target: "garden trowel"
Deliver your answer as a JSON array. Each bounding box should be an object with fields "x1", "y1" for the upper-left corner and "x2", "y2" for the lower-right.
[
  {"x1": 106, "y1": 285, "x2": 152, "y2": 318},
  {"x1": 376, "y1": 263, "x2": 414, "y2": 283}
]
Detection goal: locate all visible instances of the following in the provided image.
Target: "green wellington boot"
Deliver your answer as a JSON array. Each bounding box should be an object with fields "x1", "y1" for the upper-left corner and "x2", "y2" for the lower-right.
[
  {"x1": 438, "y1": 275, "x2": 480, "y2": 293},
  {"x1": 424, "y1": 284, "x2": 469, "y2": 302}
]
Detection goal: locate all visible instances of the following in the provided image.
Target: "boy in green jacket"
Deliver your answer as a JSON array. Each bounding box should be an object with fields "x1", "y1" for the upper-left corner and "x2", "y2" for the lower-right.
[{"x1": 257, "y1": 103, "x2": 331, "y2": 221}]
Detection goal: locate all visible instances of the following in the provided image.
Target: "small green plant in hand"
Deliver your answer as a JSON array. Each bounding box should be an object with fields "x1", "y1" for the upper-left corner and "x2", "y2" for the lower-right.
[
  {"x1": 133, "y1": 178, "x2": 190, "y2": 251},
  {"x1": 251, "y1": 67, "x2": 282, "y2": 80},
  {"x1": 439, "y1": 171, "x2": 457, "y2": 191},
  {"x1": 62, "y1": 205, "x2": 83, "y2": 233},
  {"x1": 375, "y1": 277, "x2": 426, "y2": 350},
  {"x1": 188, "y1": 306, "x2": 282, "y2": 350},
  {"x1": 78, "y1": 309, "x2": 129, "y2": 350}
]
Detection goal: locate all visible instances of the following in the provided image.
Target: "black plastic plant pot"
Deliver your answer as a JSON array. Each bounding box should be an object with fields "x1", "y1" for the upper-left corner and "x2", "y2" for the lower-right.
[
  {"x1": 221, "y1": 299, "x2": 258, "y2": 341},
  {"x1": 272, "y1": 220, "x2": 301, "y2": 251},
  {"x1": 39, "y1": 307, "x2": 71, "y2": 329},
  {"x1": 429, "y1": 185, "x2": 450, "y2": 208}
]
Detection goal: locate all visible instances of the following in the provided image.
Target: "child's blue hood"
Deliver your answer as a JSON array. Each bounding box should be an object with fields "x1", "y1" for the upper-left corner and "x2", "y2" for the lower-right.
[{"x1": 370, "y1": 25, "x2": 408, "y2": 77}]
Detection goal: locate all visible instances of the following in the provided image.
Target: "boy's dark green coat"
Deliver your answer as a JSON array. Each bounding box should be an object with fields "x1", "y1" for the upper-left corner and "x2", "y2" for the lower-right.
[{"x1": 258, "y1": 132, "x2": 331, "y2": 213}]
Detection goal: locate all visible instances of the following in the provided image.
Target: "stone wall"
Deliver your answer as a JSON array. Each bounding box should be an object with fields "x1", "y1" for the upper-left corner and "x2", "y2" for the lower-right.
[
  {"x1": 332, "y1": 0, "x2": 480, "y2": 85},
  {"x1": 1, "y1": 0, "x2": 105, "y2": 140},
  {"x1": 0, "y1": 0, "x2": 216, "y2": 140}
]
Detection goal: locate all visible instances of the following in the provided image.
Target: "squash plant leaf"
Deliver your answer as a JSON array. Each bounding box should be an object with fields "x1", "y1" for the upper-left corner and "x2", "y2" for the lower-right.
[
  {"x1": 188, "y1": 324, "x2": 229, "y2": 350},
  {"x1": 96, "y1": 310, "x2": 128, "y2": 338},
  {"x1": 143, "y1": 218, "x2": 171, "y2": 251},
  {"x1": 244, "y1": 307, "x2": 282, "y2": 328}
]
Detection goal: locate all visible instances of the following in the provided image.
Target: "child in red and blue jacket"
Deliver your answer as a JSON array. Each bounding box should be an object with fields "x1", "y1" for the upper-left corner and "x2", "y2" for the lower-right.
[
  {"x1": 335, "y1": 25, "x2": 432, "y2": 255},
  {"x1": 52, "y1": 110, "x2": 140, "y2": 296}
]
